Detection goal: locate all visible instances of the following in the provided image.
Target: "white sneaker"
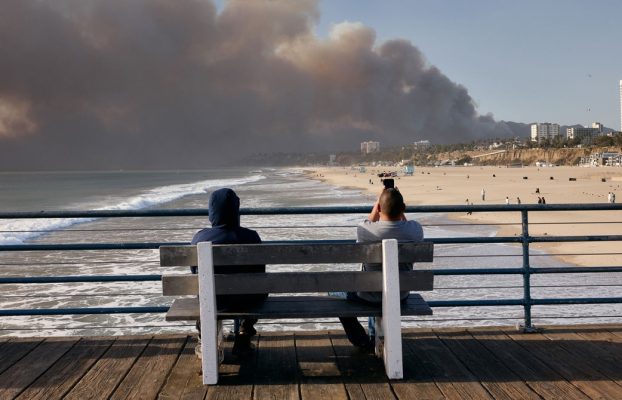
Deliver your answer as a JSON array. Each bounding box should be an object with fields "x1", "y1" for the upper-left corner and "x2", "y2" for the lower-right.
[
  {"x1": 374, "y1": 336, "x2": 384, "y2": 359},
  {"x1": 195, "y1": 341, "x2": 202, "y2": 359}
]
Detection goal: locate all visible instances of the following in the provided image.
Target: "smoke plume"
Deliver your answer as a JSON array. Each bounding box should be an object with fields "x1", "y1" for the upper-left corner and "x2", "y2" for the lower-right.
[{"x1": 0, "y1": 0, "x2": 511, "y2": 170}]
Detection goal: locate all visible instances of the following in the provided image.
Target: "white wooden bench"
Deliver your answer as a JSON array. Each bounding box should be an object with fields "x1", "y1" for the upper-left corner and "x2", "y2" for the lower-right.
[{"x1": 160, "y1": 239, "x2": 434, "y2": 384}]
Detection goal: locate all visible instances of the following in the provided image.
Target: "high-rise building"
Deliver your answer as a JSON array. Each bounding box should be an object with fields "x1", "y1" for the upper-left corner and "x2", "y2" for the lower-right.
[
  {"x1": 567, "y1": 122, "x2": 603, "y2": 143},
  {"x1": 619, "y1": 80, "x2": 622, "y2": 131},
  {"x1": 530, "y1": 123, "x2": 560, "y2": 143},
  {"x1": 360, "y1": 141, "x2": 380, "y2": 154}
]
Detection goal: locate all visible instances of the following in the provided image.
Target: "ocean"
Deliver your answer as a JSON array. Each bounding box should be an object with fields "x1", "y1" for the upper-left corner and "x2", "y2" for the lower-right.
[{"x1": 1, "y1": 168, "x2": 620, "y2": 336}]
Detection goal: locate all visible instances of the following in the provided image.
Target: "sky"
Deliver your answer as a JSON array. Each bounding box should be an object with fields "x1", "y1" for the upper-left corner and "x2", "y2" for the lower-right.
[
  {"x1": 317, "y1": 0, "x2": 622, "y2": 129},
  {"x1": 1, "y1": 0, "x2": 621, "y2": 170}
]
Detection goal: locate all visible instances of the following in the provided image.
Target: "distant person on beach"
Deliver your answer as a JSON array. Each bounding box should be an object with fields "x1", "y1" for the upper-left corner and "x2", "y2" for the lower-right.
[
  {"x1": 191, "y1": 188, "x2": 267, "y2": 358},
  {"x1": 542, "y1": 197, "x2": 546, "y2": 204},
  {"x1": 505, "y1": 196, "x2": 510, "y2": 205},
  {"x1": 517, "y1": 197, "x2": 521, "y2": 204},
  {"x1": 338, "y1": 188, "x2": 424, "y2": 350},
  {"x1": 536, "y1": 187, "x2": 540, "y2": 194},
  {"x1": 481, "y1": 188, "x2": 486, "y2": 201}
]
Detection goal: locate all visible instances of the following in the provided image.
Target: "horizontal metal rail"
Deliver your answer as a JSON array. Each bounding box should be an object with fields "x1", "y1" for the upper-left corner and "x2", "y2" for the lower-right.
[
  {"x1": 1, "y1": 203, "x2": 621, "y2": 219},
  {"x1": 0, "y1": 204, "x2": 621, "y2": 332}
]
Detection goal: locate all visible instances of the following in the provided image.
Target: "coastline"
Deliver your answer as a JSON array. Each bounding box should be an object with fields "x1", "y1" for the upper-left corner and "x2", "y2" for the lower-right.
[{"x1": 304, "y1": 165, "x2": 622, "y2": 267}]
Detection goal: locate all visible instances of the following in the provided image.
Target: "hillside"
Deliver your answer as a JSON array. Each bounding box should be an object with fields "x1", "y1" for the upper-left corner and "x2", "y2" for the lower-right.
[{"x1": 439, "y1": 147, "x2": 621, "y2": 166}]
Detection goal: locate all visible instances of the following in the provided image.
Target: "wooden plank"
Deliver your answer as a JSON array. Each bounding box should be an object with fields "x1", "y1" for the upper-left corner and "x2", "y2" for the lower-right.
[
  {"x1": 110, "y1": 335, "x2": 187, "y2": 400},
  {"x1": 434, "y1": 328, "x2": 541, "y2": 399},
  {"x1": 468, "y1": 329, "x2": 590, "y2": 400},
  {"x1": 165, "y1": 295, "x2": 432, "y2": 321},
  {"x1": 392, "y1": 329, "x2": 445, "y2": 400},
  {"x1": 0, "y1": 338, "x2": 43, "y2": 375},
  {"x1": 0, "y1": 337, "x2": 78, "y2": 399},
  {"x1": 163, "y1": 270, "x2": 434, "y2": 296},
  {"x1": 158, "y1": 336, "x2": 208, "y2": 400},
  {"x1": 541, "y1": 329, "x2": 622, "y2": 387},
  {"x1": 206, "y1": 333, "x2": 258, "y2": 400},
  {"x1": 160, "y1": 242, "x2": 433, "y2": 266},
  {"x1": 330, "y1": 331, "x2": 395, "y2": 400},
  {"x1": 64, "y1": 336, "x2": 151, "y2": 400},
  {"x1": 253, "y1": 332, "x2": 300, "y2": 400},
  {"x1": 503, "y1": 327, "x2": 622, "y2": 399},
  {"x1": 295, "y1": 331, "x2": 348, "y2": 400},
  {"x1": 401, "y1": 329, "x2": 494, "y2": 399},
  {"x1": 15, "y1": 337, "x2": 115, "y2": 400}
]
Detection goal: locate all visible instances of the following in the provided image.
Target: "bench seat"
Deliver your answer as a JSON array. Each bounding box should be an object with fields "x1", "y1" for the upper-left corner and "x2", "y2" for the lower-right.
[{"x1": 166, "y1": 294, "x2": 432, "y2": 320}]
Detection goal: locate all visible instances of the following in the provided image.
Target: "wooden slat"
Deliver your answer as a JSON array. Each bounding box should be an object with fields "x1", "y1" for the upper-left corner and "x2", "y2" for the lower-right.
[
  {"x1": 158, "y1": 336, "x2": 208, "y2": 400},
  {"x1": 330, "y1": 332, "x2": 394, "y2": 400},
  {"x1": 163, "y1": 270, "x2": 434, "y2": 296},
  {"x1": 165, "y1": 294, "x2": 432, "y2": 321},
  {"x1": 401, "y1": 329, "x2": 494, "y2": 399},
  {"x1": 0, "y1": 337, "x2": 78, "y2": 399},
  {"x1": 253, "y1": 333, "x2": 299, "y2": 400},
  {"x1": 0, "y1": 338, "x2": 43, "y2": 375},
  {"x1": 160, "y1": 242, "x2": 433, "y2": 266},
  {"x1": 541, "y1": 330, "x2": 622, "y2": 388},
  {"x1": 469, "y1": 329, "x2": 591, "y2": 400},
  {"x1": 435, "y1": 328, "x2": 541, "y2": 399},
  {"x1": 64, "y1": 336, "x2": 151, "y2": 400},
  {"x1": 15, "y1": 337, "x2": 115, "y2": 400},
  {"x1": 392, "y1": 333, "x2": 445, "y2": 400},
  {"x1": 296, "y1": 331, "x2": 348, "y2": 400},
  {"x1": 110, "y1": 335, "x2": 186, "y2": 400},
  {"x1": 503, "y1": 328, "x2": 622, "y2": 399}
]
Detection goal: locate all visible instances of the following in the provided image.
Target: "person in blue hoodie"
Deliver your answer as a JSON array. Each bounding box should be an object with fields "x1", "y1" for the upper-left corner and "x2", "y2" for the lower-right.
[{"x1": 191, "y1": 188, "x2": 267, "y2": 357}]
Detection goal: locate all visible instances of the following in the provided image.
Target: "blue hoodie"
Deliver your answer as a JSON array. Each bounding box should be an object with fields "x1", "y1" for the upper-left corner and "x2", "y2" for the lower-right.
[{"x1": 191, "y1": 188, "x2": 265, "y2": 275}]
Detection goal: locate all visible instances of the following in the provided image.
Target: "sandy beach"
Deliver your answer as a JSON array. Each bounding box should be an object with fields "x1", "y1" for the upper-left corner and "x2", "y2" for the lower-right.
[{"x1": 306, "y1": 165, "x2": 622, "y2": 267}]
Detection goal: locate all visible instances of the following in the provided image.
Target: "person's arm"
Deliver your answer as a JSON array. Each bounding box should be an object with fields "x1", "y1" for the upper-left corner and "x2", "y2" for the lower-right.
[{"x1": 368, "y1": 198, "x2": 381, "y2": 222}]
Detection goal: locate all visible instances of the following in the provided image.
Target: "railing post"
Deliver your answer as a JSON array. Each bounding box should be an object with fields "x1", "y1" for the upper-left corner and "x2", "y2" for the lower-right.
[{"x1": 520, "y1": 209, "x2": 538, "y2": 333}]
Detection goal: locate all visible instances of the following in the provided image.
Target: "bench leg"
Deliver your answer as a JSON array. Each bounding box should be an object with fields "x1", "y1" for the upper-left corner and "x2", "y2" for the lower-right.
[
  {"x1": 198, "y1": 242, "x2": 219, "y2": 385},
  {"x1": 382, "y1": 239, "x2": 403, "y2": 380}
]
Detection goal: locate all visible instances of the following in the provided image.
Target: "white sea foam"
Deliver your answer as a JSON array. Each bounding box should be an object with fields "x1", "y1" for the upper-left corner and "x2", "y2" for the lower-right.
[{"x1": 0, "y1": 174, "x2": 265, "y2": 245}]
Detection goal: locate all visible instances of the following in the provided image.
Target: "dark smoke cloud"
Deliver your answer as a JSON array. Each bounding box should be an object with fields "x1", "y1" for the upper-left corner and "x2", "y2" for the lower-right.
[{"x1": 0, "y1": 0, "x2": 511, "y2": 170}]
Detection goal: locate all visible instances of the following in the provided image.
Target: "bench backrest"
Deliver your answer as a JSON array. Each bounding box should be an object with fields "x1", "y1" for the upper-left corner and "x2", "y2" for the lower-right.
[{"x1": 160, "y1": 242, "x2": 434, "y2": 296}]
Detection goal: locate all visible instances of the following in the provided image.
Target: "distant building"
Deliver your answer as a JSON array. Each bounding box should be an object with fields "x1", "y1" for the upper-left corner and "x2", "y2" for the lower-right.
[
  {"x1": 580, "y1": 152, "x2": 622, "y2": 167},
  {"x1": 530, "y1": 123, "x2": 560, "y2": 143},
  {"x1": 360, "y1": 141, "x2": 380, "y2": 154},
  {"x1": 413, "y1": 140, "x2": 431, "y2": 149},
  {"x1": 619, "y1": 80, "x2": 622, "y2": 131},
  {"x1": 567, "y1": 122, "x2": 603, "y2": 143},
  {"x1": 329, "y1": 154, "x2": 336, "y2": 165}
]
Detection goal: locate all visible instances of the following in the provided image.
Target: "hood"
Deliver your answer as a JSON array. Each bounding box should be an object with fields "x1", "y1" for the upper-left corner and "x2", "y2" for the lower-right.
[{"x1": 208, "y1": 188, "x2": 240, "y2": 227}]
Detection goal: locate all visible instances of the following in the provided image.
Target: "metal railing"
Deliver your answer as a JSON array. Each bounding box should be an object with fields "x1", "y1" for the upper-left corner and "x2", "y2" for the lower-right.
[{"x1": 1, "y1": 204, "x2": 621, "y2": 333}]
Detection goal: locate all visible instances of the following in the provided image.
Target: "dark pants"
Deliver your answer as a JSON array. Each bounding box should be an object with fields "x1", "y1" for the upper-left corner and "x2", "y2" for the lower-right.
[
  {"x1": 196, "y1": 293, "x2": 267, "y2": 337},
  {"x1": 338, "y1": 292, "x2": 377, "y2": 347}
]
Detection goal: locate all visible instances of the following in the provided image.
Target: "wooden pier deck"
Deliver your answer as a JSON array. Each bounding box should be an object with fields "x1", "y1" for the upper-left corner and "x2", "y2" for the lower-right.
[{"x1": 1, "y1": 324, "x2": 621, "y2": 399}]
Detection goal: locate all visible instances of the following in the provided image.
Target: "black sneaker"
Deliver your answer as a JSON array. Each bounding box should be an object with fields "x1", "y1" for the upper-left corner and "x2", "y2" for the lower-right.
[{"x1": 232, "y1": 334, "x2": 255, "y2": 358}]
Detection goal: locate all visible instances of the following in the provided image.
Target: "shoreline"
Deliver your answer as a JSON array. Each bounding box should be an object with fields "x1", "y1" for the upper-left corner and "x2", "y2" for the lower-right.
[{"x1": 304, "y1": 165, "x2": 622, "y2": 267}]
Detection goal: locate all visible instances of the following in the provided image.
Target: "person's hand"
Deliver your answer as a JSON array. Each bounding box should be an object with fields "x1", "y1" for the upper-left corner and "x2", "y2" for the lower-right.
[{"x1": 369, "y1": 197, "x2": 381, "y2": 222}]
